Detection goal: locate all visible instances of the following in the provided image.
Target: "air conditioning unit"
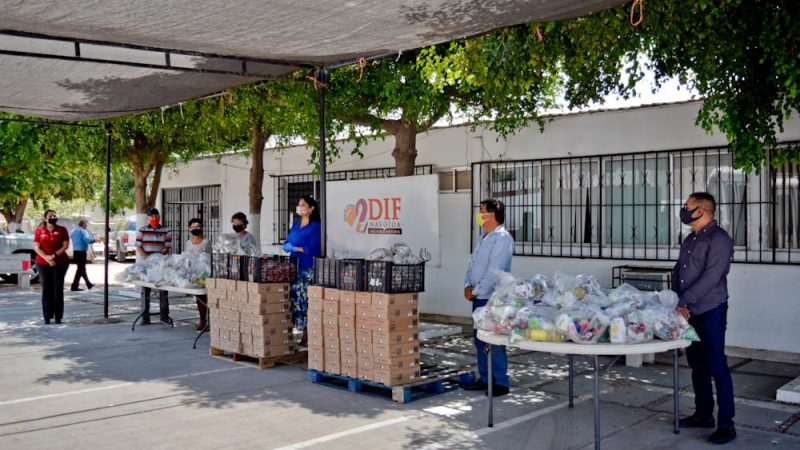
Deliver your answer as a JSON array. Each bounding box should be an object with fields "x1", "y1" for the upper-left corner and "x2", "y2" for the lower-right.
[{"x1": 618, "y1": 267, "x2": 672, "y2": 292}]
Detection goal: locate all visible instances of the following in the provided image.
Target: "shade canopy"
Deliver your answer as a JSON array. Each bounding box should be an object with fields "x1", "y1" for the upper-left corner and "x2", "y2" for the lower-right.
[{"x1": 0, "y1": 0, "x2": 625, "y2": 120}]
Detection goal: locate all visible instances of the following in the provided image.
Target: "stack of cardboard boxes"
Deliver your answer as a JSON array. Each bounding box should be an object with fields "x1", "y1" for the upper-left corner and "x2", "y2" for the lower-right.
[
  {"x1": 206, "y1": 278, "x2": 295, "y2": 358},
  {"x1": 308, "y1": 286, "x2": 421, "y2": 386}
]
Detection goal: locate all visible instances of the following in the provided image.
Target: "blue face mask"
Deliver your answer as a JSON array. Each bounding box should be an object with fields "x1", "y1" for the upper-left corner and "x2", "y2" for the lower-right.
[{"x1": 679, "y1": 206, "x2": 701, "y2": 225}]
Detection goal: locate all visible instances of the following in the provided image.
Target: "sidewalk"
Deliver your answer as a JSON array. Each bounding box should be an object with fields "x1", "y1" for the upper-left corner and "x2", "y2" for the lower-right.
[{"x1": 0, "y1": 284, "x2": 798, "y2": 449}]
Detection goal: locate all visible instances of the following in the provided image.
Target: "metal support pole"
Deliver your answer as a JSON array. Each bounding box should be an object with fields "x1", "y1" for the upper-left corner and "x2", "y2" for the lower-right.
[
  {"x1": 104, "y1": 124, "x2": 112, "y2": 319},
  {"x1": 593, "y1": 355, "x2": 601, "y2": 450},
  {"x1": 487, "y1": 344, "x2": 494, "y2": 427},
  {"x1": 568, "y1": 354, "x2": 574, "y2": 407},
  {"x1": 673, "y1": 348, "x2": 680, "y2": 434},
  {"x1": 315, "y1": 67, "x2": 329, "y2": 257}
]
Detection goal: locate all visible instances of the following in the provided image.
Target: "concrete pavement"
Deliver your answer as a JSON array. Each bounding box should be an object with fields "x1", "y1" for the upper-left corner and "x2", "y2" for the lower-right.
[{"x1": 0, "y1": 279, "x2": 798, "y2": 450}]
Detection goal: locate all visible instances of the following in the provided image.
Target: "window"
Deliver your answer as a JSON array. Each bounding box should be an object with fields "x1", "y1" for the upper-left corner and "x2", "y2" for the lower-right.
[
  {"x1": 161, "y1": 185, "x2": 222, "y2": 254},
  {"x1": 473, "y1": 143, "x2": 800, "y2": 264},
  {"x1": 273, "y1": 165, "x2": 433, "y2": 243},
  {"x1": 439, "y1": 168, "x2": 472, "y2": 192}
]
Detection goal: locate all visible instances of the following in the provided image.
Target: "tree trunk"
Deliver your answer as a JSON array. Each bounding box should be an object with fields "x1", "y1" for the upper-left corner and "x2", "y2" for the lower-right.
[
  {"x1": 1, "y1": 199, "x2": 28, "y2": 232},
  {"x1": 391, "y1": 120, "x2": 418, "y2": 177},
  {"x1": 248, "y1": 121, "x2": 268, "y2": 247}
]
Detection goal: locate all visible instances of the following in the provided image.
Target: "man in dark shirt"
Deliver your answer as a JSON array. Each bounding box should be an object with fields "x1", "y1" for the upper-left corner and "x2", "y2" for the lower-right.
[{"x1": 673, "y1": 192, "x2": 736, "y2": 445}]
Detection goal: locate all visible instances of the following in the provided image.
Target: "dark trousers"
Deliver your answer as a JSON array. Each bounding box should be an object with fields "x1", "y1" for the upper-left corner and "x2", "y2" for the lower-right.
[
  {"x1": 472, "y1": 298, "x2": 510, "y2": 387},
  {"x1": 71, "y1": 251, "x2": 91, "y2": 289},
  {"x1": 686, "y1": 303, "x2": 735, "y2": 429},
  {"x1": 141, "y1": 287, "x2": 170, "y2": 321},
  {"x1": 36, "y1": 263, "x2": 68, "y2": 321}
]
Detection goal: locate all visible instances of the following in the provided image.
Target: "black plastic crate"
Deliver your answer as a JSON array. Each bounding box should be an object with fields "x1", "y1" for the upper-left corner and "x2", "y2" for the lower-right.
[
  {"x1": 366, "y1": 261, "x2": 425, "y2": 293},
  {"x1": 230, "y1": 254, "x2": 246, "y2": 281},
  {"x1": 338, "y1": 259, "x2": 366, "y2": 291},
  {"x1": 212, "y1": 253, "x2": 231, "y2": 279},
  {"x1": 245, "y1": 255, "x2": 298, "y2": 283},
  {"x1": 313, "y1": 257, "x2": 338, "y2": 287}
]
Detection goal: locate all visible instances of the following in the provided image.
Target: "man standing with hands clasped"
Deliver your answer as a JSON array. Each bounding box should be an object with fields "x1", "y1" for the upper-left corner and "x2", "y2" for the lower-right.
[
  {"x1": 673, "y1": 192, "x2": 736, "y2": 445},
  {"x1": 463, "y1": 199, "x2": 514, "y2": 396},
  {"x1": 136, "y1": 208, "x2": 173, "y2": 326}
]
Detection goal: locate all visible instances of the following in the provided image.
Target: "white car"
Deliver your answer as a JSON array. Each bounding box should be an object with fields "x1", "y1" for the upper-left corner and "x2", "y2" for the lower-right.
[
  {"x1": 0, "y1": 228, "x2": 38, "y2": 283},
  {"x1": 109, "y1": 217, "x2": 138, "y2": 262}
]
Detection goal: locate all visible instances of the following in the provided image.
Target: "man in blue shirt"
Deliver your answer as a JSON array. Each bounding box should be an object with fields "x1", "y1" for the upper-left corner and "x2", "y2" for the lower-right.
[
  {"x1": 70, "y1": 219, "x2": 96, "y2": 291},
  {"x1": 674, "y1": 192, "x2": 736, "y2": 445},
  {"x1": 463, "y1": 198, "x2": 514, "y2": 396}
]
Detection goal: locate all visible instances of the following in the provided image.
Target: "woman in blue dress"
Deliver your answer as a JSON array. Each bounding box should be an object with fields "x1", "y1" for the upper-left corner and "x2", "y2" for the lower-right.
[{"x1": 283, "y1": 195, "x2": 321, "y2": 346}]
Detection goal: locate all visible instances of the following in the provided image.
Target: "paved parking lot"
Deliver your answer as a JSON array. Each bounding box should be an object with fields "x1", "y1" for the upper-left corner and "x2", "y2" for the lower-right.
[{"x1": 0, "y1": 277, "x2": 798, "y2": 449}]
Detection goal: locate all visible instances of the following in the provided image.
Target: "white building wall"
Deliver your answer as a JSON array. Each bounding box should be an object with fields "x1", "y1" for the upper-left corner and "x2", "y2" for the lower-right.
[{"x1": 160, "y1": 101, "x2": 800, "y2": 355}]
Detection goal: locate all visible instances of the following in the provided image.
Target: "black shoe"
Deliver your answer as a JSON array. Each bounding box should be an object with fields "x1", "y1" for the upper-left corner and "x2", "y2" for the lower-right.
[
  {"x1": 160, "y1": 317, "x2": 174, "y2": 326},
  {"x1": 44, "y1": 319, "x2": 51, "y2": 324},
  {"x1": 87, "y1": 283, "x2": 95, "y2": 290},
  {"x1": 140, "y1": 317, "x2": 152, "y2": 325},
  {"x1": 70, "y1": 288, "x2": 83, "y2": 292},
  {"x1": 55, "y1": 319, "x2": 62, "y2": 324},
  {"x1": 463, "y1": 380, "x2": 489, "y2": 391},
  {"x1": 679, "y1": 414, "x2": 716, "y2": 429},
  {"x1": 485, "y1": 385, "x2": 510, "y2": 397},
  {"x1": 708, "y1": 428, "x2": 736, "y2": 445}
]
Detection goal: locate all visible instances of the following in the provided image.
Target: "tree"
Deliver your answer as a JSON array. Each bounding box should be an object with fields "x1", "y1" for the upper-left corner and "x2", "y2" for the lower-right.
[{"x1": 421, "y1": 0, "x2": 800, "y2": 171}]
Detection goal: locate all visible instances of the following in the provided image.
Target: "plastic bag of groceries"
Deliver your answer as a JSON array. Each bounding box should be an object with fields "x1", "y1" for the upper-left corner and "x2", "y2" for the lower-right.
[
  {"x1": 609, "y1": 310, "x2": 654, "y2": 344},
  {"x1": 391, "y1": 242, "x2": 412, "y2": 258},
  {"x1": 641, "y1": 305, "x2": 700, "y2": 341},
  {"x1": 554, "y1": 271, "x2": 604, "y2": 301},
  {"x1": 513, "y1": 305, "x2": 566, "y2": 342},
  {"x1": 556, "y1": 305, "x2": 611, "y2": 344},
  {"x1": 369, "y1": 248, "x2": 393, "y2": 261}
]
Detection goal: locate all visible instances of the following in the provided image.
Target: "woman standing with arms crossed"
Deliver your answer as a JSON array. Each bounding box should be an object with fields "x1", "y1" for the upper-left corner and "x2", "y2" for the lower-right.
[
  {"x1": 283, "y1": 196, "x2": 321, "y2": 346},
  {"x1": 184, "y1": 218, "x2": 212, "y2": 331},
  {"x1": 33, "y1": 210, "x2": 70, "y2": 324}
]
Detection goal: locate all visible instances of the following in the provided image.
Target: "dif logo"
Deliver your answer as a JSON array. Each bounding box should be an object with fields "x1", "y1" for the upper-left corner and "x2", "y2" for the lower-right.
[{"x1": 344, "y1": 197, "x2": 402, "y2": 234}]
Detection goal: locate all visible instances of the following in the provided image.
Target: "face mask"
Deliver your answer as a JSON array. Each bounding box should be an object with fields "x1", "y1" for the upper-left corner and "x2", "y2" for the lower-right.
[
  {"x1": 149, "y1": 218, "x2": 160, "y2": 228},
  {"x1": 232, "y1": 224, "x2": 245, "y2": 233},
  {"x1": 190, "y1": 229, "x2": 203, "y2": 236},
  {"x1": 48, "y1": 218, "x2": 58, "y2": 225},
  {"x1": 296, "y1": 207, "x2": 308, "y2": 216},
  {"x1": 679, "y1": 207, "x2": 702, "y2": 225},
  {"x1": 475, "y1": 211, "x2": 486, "y2": 227}
]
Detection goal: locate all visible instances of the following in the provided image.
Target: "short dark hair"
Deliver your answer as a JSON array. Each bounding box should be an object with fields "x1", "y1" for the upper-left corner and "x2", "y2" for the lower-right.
[
  {"x1": 147, "y1": 207, "x2": 160, "y2": 216},
  {"x1": 188, "y1": 218, "x2": 202, "y2": 228},
  {"x1": 78, "y1": 219, "x2": 88, "y2": 227},
  {"x1": 299, "y1": 195, "x2": 321, "y2": 222},
  {"x1": 231, "y1": 212, "x2": 248, "y2": 225},
  {"x1": 689, "y1": 192, "x2": 717, "y2": 214},
  {"x1": 480, "y1": 198, "x2": 505, "y2": 224}
]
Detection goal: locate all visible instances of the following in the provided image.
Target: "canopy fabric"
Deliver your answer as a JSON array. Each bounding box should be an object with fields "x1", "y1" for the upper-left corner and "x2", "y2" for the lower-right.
[{"x1": 0, "y1": 0, "x2": 626, "y2": 120}]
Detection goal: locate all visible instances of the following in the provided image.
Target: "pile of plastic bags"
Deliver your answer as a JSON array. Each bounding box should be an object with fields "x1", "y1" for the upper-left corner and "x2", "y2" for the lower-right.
[
  {"x1": 213, "y1": 234, "x2": 259, "y2": 256},
  {"x1": 368, "y1": 243, "x2": 429, "y2": 265},
  {"x1": 118, "y1": 252, "x2": 211, "y2": 289},
  {"x1": 474, "y1": 271, "x2": 700, "y2": 345}
]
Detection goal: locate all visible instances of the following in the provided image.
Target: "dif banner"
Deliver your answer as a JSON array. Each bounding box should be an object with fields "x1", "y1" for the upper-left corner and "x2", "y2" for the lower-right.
[{"x1": 326, "y1": 174, "x2": 440, "y2": 266}]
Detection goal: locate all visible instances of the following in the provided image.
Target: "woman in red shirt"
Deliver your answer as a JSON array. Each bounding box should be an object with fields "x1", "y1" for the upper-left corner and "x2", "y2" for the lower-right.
[{"x1": 33, "y1": 210, "x2": 70, "y2": 324}]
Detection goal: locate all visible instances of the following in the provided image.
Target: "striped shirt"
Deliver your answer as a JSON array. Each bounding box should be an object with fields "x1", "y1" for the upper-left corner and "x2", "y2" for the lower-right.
[{"x1": 136, "y1": 225, "x2": 172, "y2": 254}]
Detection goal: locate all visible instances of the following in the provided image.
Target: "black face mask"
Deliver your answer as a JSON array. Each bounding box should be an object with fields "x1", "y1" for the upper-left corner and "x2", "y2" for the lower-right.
[
  {"x1": 190, "y1": 228, "x2": 203, "y2": 236},
  {"x1": 48, "y1": 218, "x2": 58, "y2": 225},
  {"x1": 232, "y1": 224, "x2": 245, "y2": 233}
]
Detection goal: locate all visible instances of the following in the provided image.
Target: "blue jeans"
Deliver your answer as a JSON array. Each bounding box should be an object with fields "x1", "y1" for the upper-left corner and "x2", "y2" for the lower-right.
[
  {"x1": 686, "y1": 303, "x2": 735, "y2": 429},
  {"x1": 472, "y1": 298, "x2": 510, "y2": 387}
]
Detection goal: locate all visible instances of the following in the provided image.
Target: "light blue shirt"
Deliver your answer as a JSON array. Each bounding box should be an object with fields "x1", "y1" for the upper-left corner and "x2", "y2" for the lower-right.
[
  {"x1": 464, "y1": 225, "x2": 514, "y2": 299},
  {"x1": 70, "y1": 227, "x2": 96, "y2": 252}
]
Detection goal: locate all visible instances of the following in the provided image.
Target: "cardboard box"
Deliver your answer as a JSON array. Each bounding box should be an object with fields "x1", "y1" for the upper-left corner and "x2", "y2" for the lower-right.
[
  {"x1": 355, "y1": 304, "x2": 371, "y2": 321},
  {"x1": 357, "y1": 352, "x2": 374, "y2": 380},
  {"x1": 325, "y1": 359, "x2": 341, "y2": 375},
  {"x1": 308, "y1": 334, "x2": 324, "y2": 349},
  {"x1": 323, "y1": 326, "x2": 340, "y2": 342},
  {"x1": 373, "y1": 355, "x2": 421, "y2": 386},
  {"x1": 308, "y1": 286, "x2": 325, "y2": 300},
  {"x1": 308, "y1": 348, "x2": 325, "y2": 371},
  {"x1": 373, "y1": 330, "x2": 419, "y2": 347},
  {"x1": 356, "y1": 330, "x2": 373, "y2": 348},
  {"x1": 371, "y1": 316, "x2": 418, "y2": 334},
  {"x1": 342, "y1": 356, "x2": 358, "y2": 378},
  {"x1": 324, "y1": 340, "x2": 341, "y2": 355},
  {"x1": 373, "y1": 342, "x2": 420, "y2": 361},
  {"x1": 371, "y1": 293, "x2": 418, "y2": 308},
  {"x1": 340, "y1": 328, "x2": 356, "y2": 344},
  {"x1": 355, "y1": 292, "x2": 372, "y2": 306},
  {"x1": 322, "y1": 312, "x2": 339, "y2": 328},
  {"x1": 205, "y1": 278, "x2": 218, "y2": 289},
  {"x1": 308, "y1": 297, "x2": 325, "y2": 315},
  {"x1": 339, "y1": 315, "x2": 355, "y2": 330},
  {"x1": 339, "y1": 302, "x2": 356, "y2": 317},
  {"x1": 249, "y1": 292, "x2": 290, "y2": 305},
  {"x1": 308, "y1": 314, "x2": 324, "y2": 329},
  {"x1": 324, "y1": 288, "x2": 340, "y2": 302},
  {"x1": 217, "y1": 279, "x2": 236, "y2": 291},
  {"x1": 370, "y1": 305, "x2": 418, "y2": 321},
  {"x1": 323, "y1": 299, "x2": 339, "y2": 314},
  {"x1": 251, "y1": 342, "x2": 296, "y2": 358},
  {"x1": 257, "y1": 303, "x2": 291, "y2": 315},
  {"x1": 251, "y1": 313, "x2": 292, "y2": 327},
  {"x1": 252, "y1": 333, "x2": 294, "y2": 347},
  {"x1": 246, "y1": 282, "x2": 290, "y2": 295},
  {"x1": 340, "y1": 340, "x2": 358, "y2": 356},
  {"x1": 339, "y1": 290, "x2": 356, "y2": 305}
]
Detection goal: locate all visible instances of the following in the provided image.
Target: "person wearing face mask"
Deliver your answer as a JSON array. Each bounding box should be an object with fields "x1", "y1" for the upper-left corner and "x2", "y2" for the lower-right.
[
  {"x1": 673, "y1": 192, "x2": 736, "y2": 445},
  {"x1": 283, "y1": 196, "x2": 322, "y2": 346},
  {"x1": 462, "y1": 199, "x2": 514, "y2": 397},
  {"x1": 33, "y1": 210, "x2": 70, "y2": 324},
  {"x1": 136, "y1": 208, "x2": 173, "y2": 326},
  {"x1": 184, "y1": 218, "x2": 212, "y2": 331},
  {"x1": 231, "y1": 212, "x2": 258, "y2": 250}
]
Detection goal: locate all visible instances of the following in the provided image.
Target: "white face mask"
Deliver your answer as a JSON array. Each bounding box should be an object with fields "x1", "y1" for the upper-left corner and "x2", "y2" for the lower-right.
[{"x1": 296, "y1": 206, "x2": 308, "y2": 216}]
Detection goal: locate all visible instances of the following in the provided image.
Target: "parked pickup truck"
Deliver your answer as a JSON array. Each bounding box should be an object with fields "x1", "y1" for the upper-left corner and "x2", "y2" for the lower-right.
[
  {"x1": 0, "y1": 228, "x2": 38, "y2": 283},
  {"x1": 109, "y1": 216, "x2": 138, "y2": 262}
]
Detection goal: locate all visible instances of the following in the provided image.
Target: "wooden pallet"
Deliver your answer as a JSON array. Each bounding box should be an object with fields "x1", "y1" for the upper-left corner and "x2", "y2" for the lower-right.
[
  {"x1": 210, "y1": 347, "x2": 308, "y2": 369},
  {"x1": 307, "y1": 366, "x2": 475, "y2": 403}
]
